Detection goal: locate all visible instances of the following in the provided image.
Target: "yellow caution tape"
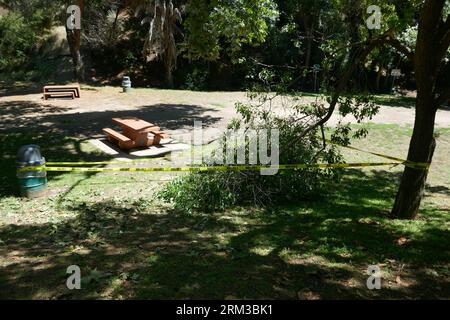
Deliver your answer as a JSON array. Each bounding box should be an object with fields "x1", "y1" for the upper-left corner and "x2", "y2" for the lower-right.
[
  {"x1": 45, "y1": 155, "x2": 170, "y2": 166},
  {"x1": 17, "y1": 140, "x2": 429, "y2": 173},
  {"x1": 325, "y1": 139, "x2": 430, "y2": 169},
  {"x1": 19, "y1": 162, "x2": 406, "y2": 173}
]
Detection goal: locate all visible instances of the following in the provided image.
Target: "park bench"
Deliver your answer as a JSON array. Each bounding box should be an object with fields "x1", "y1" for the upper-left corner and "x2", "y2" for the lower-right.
[
  {"x1": 43, "y1": 91, "x2": 75, "y2": 100},
  {"x1": 43, "y1": 84, "x2": 81, "y2": 100},
  {"x1": 102, "y1": 128, "x2": 136, "y2": 150}
]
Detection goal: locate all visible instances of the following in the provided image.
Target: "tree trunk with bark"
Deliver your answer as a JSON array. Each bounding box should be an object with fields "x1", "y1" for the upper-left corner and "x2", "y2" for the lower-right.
[
  {"x1": 345, "y1": 0, "x2": 363, "y2": 91},
  {"x1": 67, "y1": 29, "x2": 84, "y2": 81},
  {"x1": 66, "y1": 0, "x2": 84, "y2": 82},
  {"x1": 391, "y1": 0, "x2": 449, "y2": 219},
  {"x1": 165, "y1": 66, "x2": 174, "y2": 88},
  {"x1": 296, "y1": 1, "x2": 449, "y2": 220},
  {"x1": 391, "y1": 99, "x2": 437, "y2": 219}
]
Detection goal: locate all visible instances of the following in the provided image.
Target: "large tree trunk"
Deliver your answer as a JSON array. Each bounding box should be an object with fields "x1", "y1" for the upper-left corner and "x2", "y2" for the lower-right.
[
  {"x1": 67, "y1": 29, "x2": 84, "y2": 81},
  {"x1": 390, "y1": 0, "x2": 448, "y2": 219},
  {"x1": 390, "y1": 97, "x2": 437, "y2": 219},
  {"x1": 66, "y1": 0, "x2": 84, "y2": 82},
  {"x1": 165, "y1": 65, "x2": 174, "y2": 88}
]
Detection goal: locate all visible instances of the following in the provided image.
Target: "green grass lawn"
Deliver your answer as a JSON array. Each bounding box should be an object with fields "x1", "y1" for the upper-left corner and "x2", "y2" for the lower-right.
[
  {"x1": 0, "y1": 124, "x2": 449, "y2": 299},
  {"x1": 371, "y1": 95, "x2": 416, "y2": 108}
]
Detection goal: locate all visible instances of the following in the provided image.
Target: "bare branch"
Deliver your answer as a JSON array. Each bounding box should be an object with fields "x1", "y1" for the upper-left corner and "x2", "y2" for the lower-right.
[
  {"x1": 385, "y1": 34, "x2": 415, "y2": 61},
  {"x1": 298, "y1": 31, "x2": 393, "y2": 139}
]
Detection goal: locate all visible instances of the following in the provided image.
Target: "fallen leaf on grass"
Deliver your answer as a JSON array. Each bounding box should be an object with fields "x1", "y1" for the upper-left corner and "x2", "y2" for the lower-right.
[
  {"x1": 386, "y1": 259, "x2": 397, "y2": 264},
  {"x1": 357, "y1": 218, "x2": 380, "y2": 225},
  {"x1": 425, "y1": 268, "x2": 439, "y2": 277},
  {"x1": 396, "y1": 237, "x2": 410, "y2": 246}
]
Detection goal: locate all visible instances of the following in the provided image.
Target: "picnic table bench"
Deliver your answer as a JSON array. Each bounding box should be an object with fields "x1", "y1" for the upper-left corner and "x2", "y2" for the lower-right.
[
  {"x1": 43, "y1": 84, "x2": 81, "y2": 100},
  {"x1": 103, "y1": 117, "x2": 170, "y2": 150}
]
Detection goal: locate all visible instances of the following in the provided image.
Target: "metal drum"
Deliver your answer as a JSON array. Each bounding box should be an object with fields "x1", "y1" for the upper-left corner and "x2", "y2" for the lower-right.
[{"x1": 122, "y1": 76, "x2": 132, "y2": 93}]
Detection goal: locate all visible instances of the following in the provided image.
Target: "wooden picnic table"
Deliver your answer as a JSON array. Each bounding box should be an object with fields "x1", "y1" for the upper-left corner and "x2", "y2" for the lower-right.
[
  {"x1": 112, "y1": 117, "x2": 158, "y2": 133},
  {"x1": 103, "y1": 117, "x2": 169, "y2": 150}
]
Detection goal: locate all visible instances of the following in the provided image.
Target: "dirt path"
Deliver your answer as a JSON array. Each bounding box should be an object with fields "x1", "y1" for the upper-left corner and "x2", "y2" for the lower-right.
[{"x1": 1, "y1": 86, "x2": 449, "y2": 142}]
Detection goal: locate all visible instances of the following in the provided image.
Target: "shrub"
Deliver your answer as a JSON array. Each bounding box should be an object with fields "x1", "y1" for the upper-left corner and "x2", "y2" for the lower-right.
[
  {"x1": 184, "y1": 67, "x2": 209, "y2": 91},
  {"x1": 159, "y1": 92, "x2": 344, "y2": 213}
]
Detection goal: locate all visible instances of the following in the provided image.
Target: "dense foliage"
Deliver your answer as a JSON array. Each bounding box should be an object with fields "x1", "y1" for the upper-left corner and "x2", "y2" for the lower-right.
[
  {"x1": 0, "y1": 0, "x2": 430, "y2": 92},
  {"x1": 0, "y1": 12, "x2": 36, "y2": 71},
  {"x1": 0, "y1": 0, "x2": 62, "y2": 73}
]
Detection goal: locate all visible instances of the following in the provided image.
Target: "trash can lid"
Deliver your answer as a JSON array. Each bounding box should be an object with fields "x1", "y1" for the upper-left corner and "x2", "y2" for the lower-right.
[{"x1": 16, "y1": 145, "x2": 46, "y2": 167}]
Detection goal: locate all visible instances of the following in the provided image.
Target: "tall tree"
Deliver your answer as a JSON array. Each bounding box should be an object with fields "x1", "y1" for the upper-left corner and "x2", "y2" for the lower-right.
[
  {"x1": 391, "y1": 0, "x2": 450, "y2": 219},
  {"x1": 66, "y1": 0, "x2": 85, "y2": 81},
  {"x1": 136, "y1": 0, "x2": 183, "y2": 87},
  {"x1": 182, "y1": 0, "x2": 278, "y2": 61},
  {"x1": 294, "y1": 0, "x2": 450, "y2": 219},
  {"x1": 282, "y1": 0, "x2": 335, "y2": 70}
]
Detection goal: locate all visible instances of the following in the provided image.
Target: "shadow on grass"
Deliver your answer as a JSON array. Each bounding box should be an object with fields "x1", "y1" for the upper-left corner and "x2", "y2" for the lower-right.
[
  {"x1": 371, "y1": 95, "x2": 416, "y2": 109},
  {"x1": 0, "y1": 101, "x2": 222, "y2": 135},
  {"x1": 0, "y1": 169, "x2": 448, "y2": 299},
  {"x1": 0, "y1": 82, "x2": 44, "y2": 98},
  {"x1": 372, "y1": 94, "x2": 450, "y2": 111},
  {"x1": 425, "y1": 185, "x2": 450, "y2": 197},
  {"x1": 0, "y1": 100, "x2": 222, "y2": 197}
]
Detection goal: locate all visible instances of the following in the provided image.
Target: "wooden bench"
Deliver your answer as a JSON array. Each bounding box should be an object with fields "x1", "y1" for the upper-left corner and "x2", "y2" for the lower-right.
[
  {"x1": 149, "y1": 130, "x2": 170, "y2": 139},
  {"x1": 151, "y1": 130, "x2": 169, "y2": 137},
  {"x1": 103, "y1": 128, "x2": 136, "y2": 150},
  {"x1": 46, "y1": 88, "x2": 79, "y2": 97},
  {"x1": 43, "y1": 92, "x2": 75, "y2": 100},
  {"x1": 43, "y1": 84, "x2": 81, "y2": 99}
]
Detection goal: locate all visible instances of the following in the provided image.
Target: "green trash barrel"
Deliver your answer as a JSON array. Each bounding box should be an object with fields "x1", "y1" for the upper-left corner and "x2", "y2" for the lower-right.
[{"x1": 16, "y1": 145, "x2": 47, "y2": 198}]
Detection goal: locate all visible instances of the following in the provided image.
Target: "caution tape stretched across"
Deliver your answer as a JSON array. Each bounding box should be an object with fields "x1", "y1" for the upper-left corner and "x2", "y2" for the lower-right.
[
  {"x1": 17, "y1": 140, "x2": 430, "y2": 173},
  {"x1": 325, "y1": 139, "x2": 430, "y2": 169},
  {"x1": 18, "y1": 161, "x2": 425, "y2": 173},
  {"x1": 45, "y1": 155, "x2": 170, "y2": 166}
]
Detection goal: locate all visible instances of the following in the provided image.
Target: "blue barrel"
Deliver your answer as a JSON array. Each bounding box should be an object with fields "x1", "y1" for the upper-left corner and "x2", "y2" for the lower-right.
[
  {"x1": 122, "y1": 76, "x2": 132, "y2": 93},
  {"x1": 16, "y1": 145, "x2": 47, "y2": 198}
]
